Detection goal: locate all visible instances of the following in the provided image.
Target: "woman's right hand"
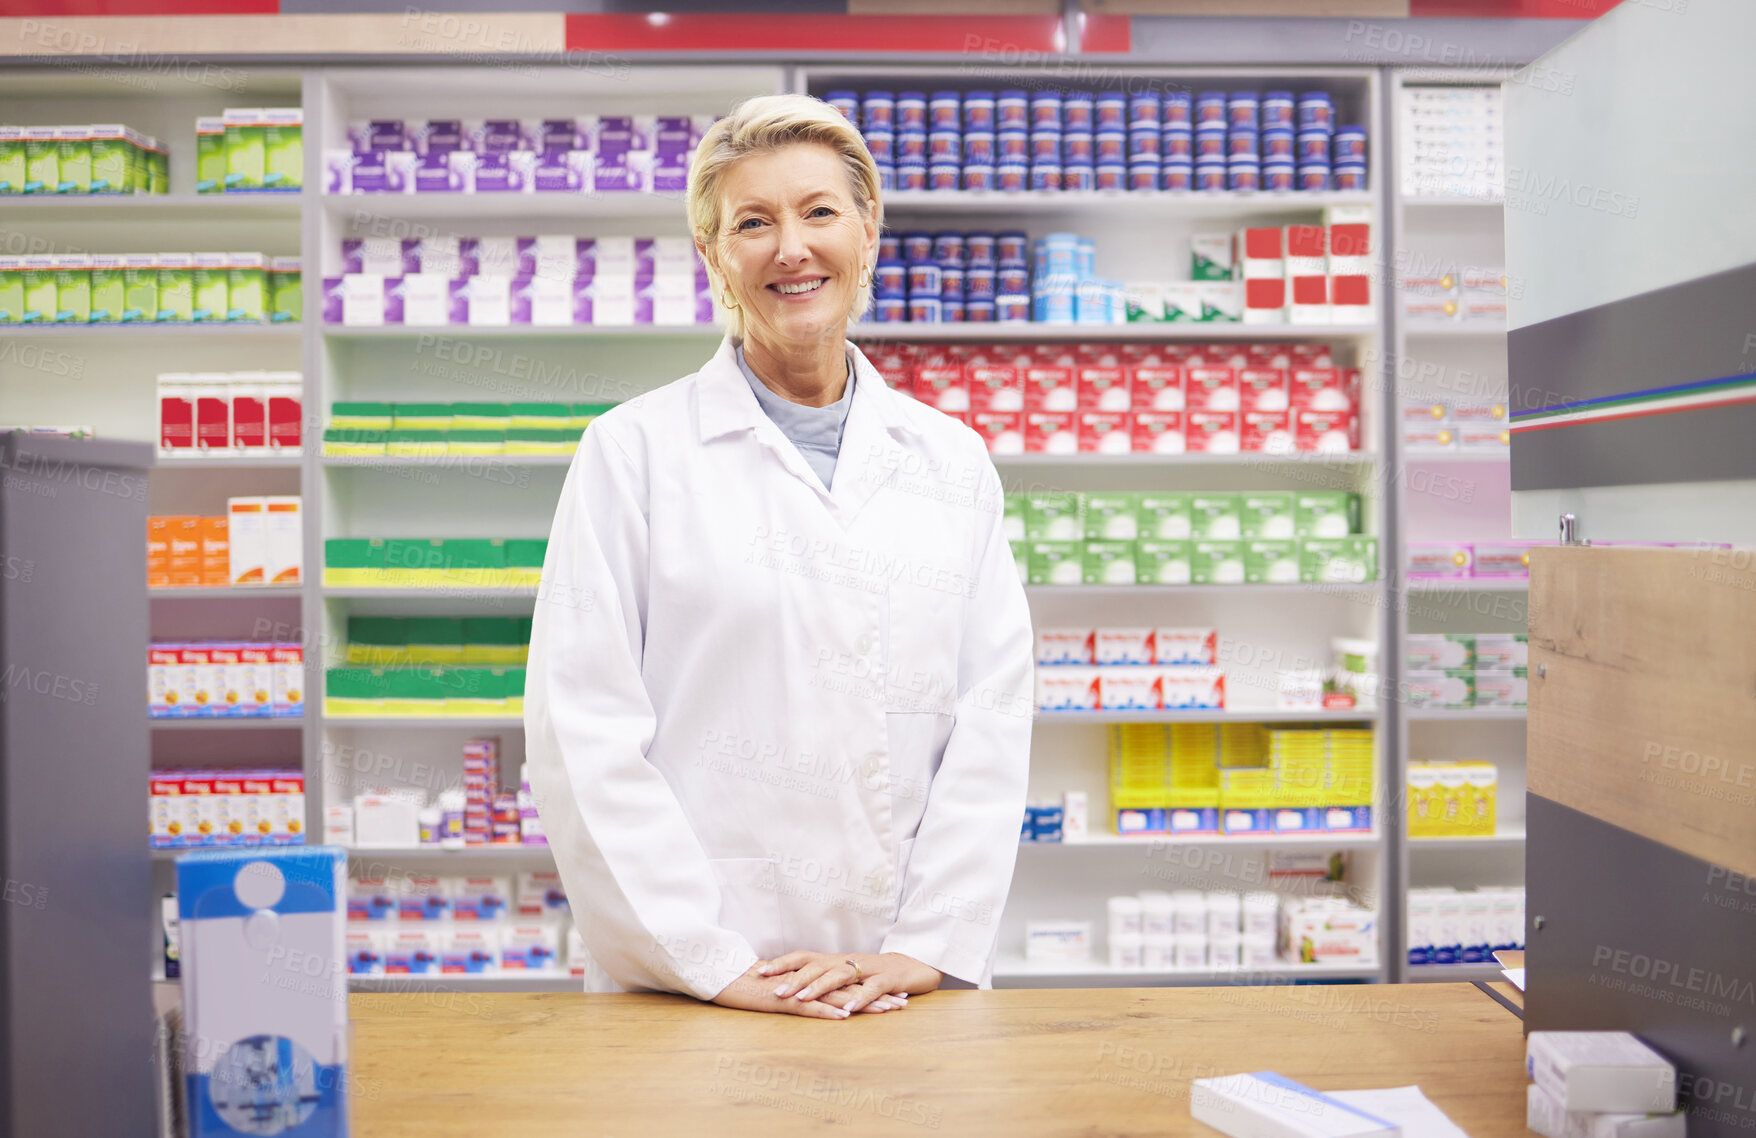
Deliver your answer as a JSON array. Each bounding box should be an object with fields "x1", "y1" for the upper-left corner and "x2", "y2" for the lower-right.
[{"x1": 710, "y1": 963, "x2": 907, "y2": 1017}]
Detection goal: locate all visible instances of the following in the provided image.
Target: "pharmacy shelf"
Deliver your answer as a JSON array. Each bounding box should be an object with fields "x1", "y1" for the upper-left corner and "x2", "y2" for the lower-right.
[
  {"x1": 322, "y1": 587, "x2": 537, "y2": 599},
  {"x1": 6, "y1": 192, "x2": 302, "y2": 219},
  {"x1": 149, "y1": 717, "x2": 305, "y2": 730},
  {"x1": 322, "y1": 191, "x2": 683, "y2": 220},
  {"x1": 1403, "y1": 579, "x2": 1528, "y2": 592},
  {"x1": 345, "y1": 845, "x2": 553, "y2": 861},
  {"x1": 1026, "y1": 583, "x2": 1379, "y2": 599},
  {"x1": 1404, "y1": 707, "x2": 1526, "y2": 722},
  {"x1": 317, "y1": 322, "x2": 1379, "y2": 342},
  {"x1": 852, "y1": 323, "x2": 1381, "y2": 342},
  {"x1": 320, "y1": 454, "x2": 574, "y2": 468},
  {"x1": 347, "y1": 974, "x2": 578, "y2": 993},
  {"x1": 1402, "y1": 195, "x2": 1504, "y2": 209},
  {"x1": 149, "y1": 586, "x2": 303, "y2": 600},
  {"x1": 880, "y1": 189, "x2": 1375, "y2": 215},
  {"x1": 993, "y1": 451, "x2": 1376, "y2": 468},
  {"x1": 992, "y1": 955, "x2": 1380, "y2": 988},
  {"x1": 1034, "y1": 709, "x2": 1379, "y2": 725},
  {"x1": 321, "y1": 324, "x2": 719, "y2": 340},
  {"x1": 323, "y1": 715, "x2": 522, "y2": 729},
  {"x1": 1403, "y1": 325, "x2": 1507, "y2": 339},
  {"x1": 1401, "y1": 449, "x2": 1510, "y2": 463},
  {"x1": 1023, "y1": 830, "x2": 1380, "y2": 850},
  {"x1": 1408, "y1": 825, "x2": 1525, "y2": 850},
  {"x1": 4, "y1": 324, "x2": 300, "y2": 339},
  {"x1": 155, "y1": 454, "x2": 304, "y2": 469},
  {"x1": 1406, "y1": 962, "x2": 1507, "y2": 983}
]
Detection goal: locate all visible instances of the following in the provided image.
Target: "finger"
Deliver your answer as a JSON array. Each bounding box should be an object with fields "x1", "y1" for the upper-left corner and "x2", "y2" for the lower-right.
[
  {"x1": 791, "y1": 998, "x2": 851, "y2": 1021},
  {"x1": 774, "y1": 959, "x2": 833, "y2": 998},
  {"x1": 758, "y1": 951, "x2": 815, "y2": 977},
  {"x1": 836, "y1": 979, "x2": 888, "y2": 1015},
  {"x1": 794, "y1": 963, "x2": 856, "y2": 1002}
]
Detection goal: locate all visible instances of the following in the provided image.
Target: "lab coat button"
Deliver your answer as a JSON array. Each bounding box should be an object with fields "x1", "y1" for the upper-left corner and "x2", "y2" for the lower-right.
[
  {"x1": 860, "y1": 752, "x2": 883, "y2": 778},
  {"x1": 855, "y1": 633, "x2": 874, "y2": 655}
]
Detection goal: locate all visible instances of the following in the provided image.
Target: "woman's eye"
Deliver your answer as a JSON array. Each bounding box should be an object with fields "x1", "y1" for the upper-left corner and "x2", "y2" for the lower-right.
[
  {"x1": 810, "y1": 206, "x2": 836, "y2": 218},
  {"x1": 737, "y1": 217, "x2": 764, "y2": 231}
]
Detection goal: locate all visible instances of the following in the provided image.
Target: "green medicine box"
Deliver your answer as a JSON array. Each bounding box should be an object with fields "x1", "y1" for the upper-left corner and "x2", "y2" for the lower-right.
[
  {"x1": 392, "y1": 404, "x2": 454, "y2": 432},
  {"x1": 1027, "y1": 541, "x2": 1083, "y2": 586},
  {"x1": 89, "y1": 255, "x2": 124, "y2": 323},
  {"x1": 269, "y1": 258, "x2": 301, "y2": 323},
  {"x1": 324, "y1": 538, "x2": 387, "y2": 587},
  {"x1": 1002, "y1": 494, "x2": 1026, "y2": 543},
  {"x1": 1243, "y1": 539, "x2": 1300, "y2": 584},
  {"x1": 1405, "y1": 668, "x2": 1475, "y2": 710},
  {"x1": 0, "y1": 257, "x2": 22, "y2": 323},
  {"x1": 157, "y1": 254, "x2": 193, "y2": 322},
  {"x1": 1135, "y1": 539, "x2": 1193, "y2": 585},
  {"x1": 226, "y1": 253, "x2": 266, "y2": 322},
  {"x1": 0, "y1": 128, "x2": 23, "y2": 193},
  {"x1": 191, "y1": 253, "x2": 229, "y2": 323},
  {"x1": 383, "y1": 667, "x2": 449, "y2": 711},
  {"x1": 23, "y1": 127, "x2": 58, "y2": 194},
  {"x1": 461, "y1": 618, "x2": 526, "y2": 665},
  {"x1": 1299, "y1": 537, "x2": 1379, "y2": 583},
  {"x1": 1025, "y1": 493, "x2": 1083, "y2": 541},
  {"x1": 571, "y1": 403, "x2": 616, "y2": 428},
  {"x1": 508, "y1": 402, "x2": 572, "y2": 429},
  {"x1": 1240, "y1": 492, "x2": 1296, "y2": 539},
  {"x1": 121, "y1": 255, "x2": 157, "y2": 322},
  {"x1": 148, "y1": 145, "x2": 168, "y2": 194},
  {"x1": 54, "y1": 256, "x2": 91, "y2": 323},
  {"x1": 21, "y1": 258, "x2": 58, "y2": 323},
  {"x1": 263, "y1": 108, "x2": 302, "y2": 190},
  {"x1": 1190, "y1": 494, "x2": 1243, "y2": 541},
  {"x1": 89, "y1": 126, "x2": 132, "y2": 194},
  {"x1": 223, "y1": 109, "x2": 265, "y2": 191},
  {"x1": 445, "y1": 667, "x2": 507, "y2": 713},
  {"x1": 196, "y1": 118, "x2": 226, "y2": 193},
  {"x1": 1137, "y1": 492, "x2": 1193, "y2": 540},
  {"x1": 404, "y1": 618, "x2": 466, "y2": 665},
  {"x1": 325, "y1": 668, "x2": 387, "y2": 714},
  {"x1": 331, "y1": 403, "x2": 395, "y2": 431},
  {"x1": 451, "y1": 403, "x2": 512, "y2": 430},
  {"x1": 55, "y1": 127, "x2": 92, "y2": 193},
  {"x1": 1191, "y1": 539, "x2": 1245, "y2": 585},
  {"x1": 1294, "y1": 492, "x2": 1360, "y2": 538},
  {"x1": 344, "y1": 618, "x2": 405, "y2": 666},
  {"x1": 1082, "y1": 540, "x2": 1137, "y2": 586},
  {"x1": 1083, "y1": 493, "x2": 1139, "y2": 541}
]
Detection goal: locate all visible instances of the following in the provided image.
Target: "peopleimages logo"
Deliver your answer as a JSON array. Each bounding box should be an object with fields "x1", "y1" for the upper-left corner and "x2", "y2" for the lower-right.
[{"x1": 1592, "y1": 945, "x2": 1756, "y2": 1006}]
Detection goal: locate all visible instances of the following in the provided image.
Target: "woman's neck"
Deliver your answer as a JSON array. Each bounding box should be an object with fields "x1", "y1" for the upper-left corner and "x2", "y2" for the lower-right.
[{"x1": 741, "y1": 332, "x2": 848, "y2": 408}]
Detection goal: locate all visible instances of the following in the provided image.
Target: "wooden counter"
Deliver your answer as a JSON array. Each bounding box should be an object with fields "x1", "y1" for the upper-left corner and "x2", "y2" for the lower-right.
[{"x1": 351, "y1": 983, "x2": 1527, "y2": 1136}]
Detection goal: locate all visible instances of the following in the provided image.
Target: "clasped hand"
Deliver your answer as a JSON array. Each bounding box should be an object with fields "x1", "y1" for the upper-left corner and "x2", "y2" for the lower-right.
[{"x1": 710, "y1": 951, "x2": 942, "y2": 1019}]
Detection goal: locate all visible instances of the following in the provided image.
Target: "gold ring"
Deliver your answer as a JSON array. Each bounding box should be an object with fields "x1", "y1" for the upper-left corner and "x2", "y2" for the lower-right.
[{"x1": 847, "y1": 958, "x2": 862, "y2": 983}]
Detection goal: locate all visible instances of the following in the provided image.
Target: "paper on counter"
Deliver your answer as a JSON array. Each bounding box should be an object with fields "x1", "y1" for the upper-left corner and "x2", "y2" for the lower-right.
[
  {"x1": 1504, "y1": 968, "x2": 1526, "y2": 991},
  {"x1": 1329, "y1": 1086, "x2": 1471, "y2": 1138}
]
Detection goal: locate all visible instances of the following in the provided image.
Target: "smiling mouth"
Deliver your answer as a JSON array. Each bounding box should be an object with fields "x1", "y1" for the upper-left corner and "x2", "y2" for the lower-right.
[{"x1": 770, "y1": 278, "x2": 827, "y2": 296}]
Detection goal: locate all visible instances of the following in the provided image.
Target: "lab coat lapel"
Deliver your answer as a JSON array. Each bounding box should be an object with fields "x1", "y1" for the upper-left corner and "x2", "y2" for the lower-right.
[
  {"x1": 828, "y1": 345, "x2": 906, "y2": 526},
  {"x1": 695, "y1": 336, "x2": 836, "y2": 500}
]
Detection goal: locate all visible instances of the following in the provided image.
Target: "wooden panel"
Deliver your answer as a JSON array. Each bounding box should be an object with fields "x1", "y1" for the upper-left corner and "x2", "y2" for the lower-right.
[
  {"x1": 1529, "y1": 546, "x2": 1756, "y2": 879},
  {"x1": 1081, "y1": 0, "x2": 1409, "y2": 16},
  {"x1": 352, "y1": 985, "x2": 1527, "y2": 1137},
  {"x1": 0, "y1": 14, "x2": 566, "y2": 58}
]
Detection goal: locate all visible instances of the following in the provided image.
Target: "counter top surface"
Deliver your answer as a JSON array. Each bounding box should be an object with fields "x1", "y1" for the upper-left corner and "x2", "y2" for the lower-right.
[{"x1": 351, "y1": 982, "x2": 1527, "y2": 1136}]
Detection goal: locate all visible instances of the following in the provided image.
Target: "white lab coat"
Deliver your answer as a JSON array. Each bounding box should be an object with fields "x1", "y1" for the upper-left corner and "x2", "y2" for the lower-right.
[{"x1": 525, "y1": 336, "x2": 1034, "y2": 1000}]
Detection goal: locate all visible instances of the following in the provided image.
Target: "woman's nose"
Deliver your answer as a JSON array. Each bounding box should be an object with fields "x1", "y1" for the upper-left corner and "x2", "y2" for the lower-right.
[{"x1": 772, "y1": 217, "x2": 811, "y2": 266}]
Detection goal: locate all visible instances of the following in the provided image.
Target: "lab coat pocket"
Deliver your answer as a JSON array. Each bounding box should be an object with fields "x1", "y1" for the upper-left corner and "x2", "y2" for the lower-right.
[{"x1": 707, "y1": 857, "x2": 783, "y2": 947}]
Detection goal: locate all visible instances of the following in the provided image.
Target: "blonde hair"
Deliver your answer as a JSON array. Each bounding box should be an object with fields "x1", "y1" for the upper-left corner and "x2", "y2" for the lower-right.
[{"x1": 687, "y1": 93, "x2": 884, "y2": 340}]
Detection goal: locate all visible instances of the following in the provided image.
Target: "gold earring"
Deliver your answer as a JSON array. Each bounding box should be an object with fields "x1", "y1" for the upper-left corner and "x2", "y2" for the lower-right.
[
  {"x1": 858, "y1": 264, "x2": 871, "y2": 290},
  {"x1": 720, "y1": 288, "x2": 739, "y2": 311}
]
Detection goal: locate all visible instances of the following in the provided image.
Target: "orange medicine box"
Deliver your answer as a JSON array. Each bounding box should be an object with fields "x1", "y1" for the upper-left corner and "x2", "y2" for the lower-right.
[
  {"x1": 200, "y1": 516, "x2": 230, "y2": 587},
  {"x1": 147, "y1": 516, "x2": 174, "y2": 588},
  {"x1": 167, "y1": 516, "x2": 204, "y2": 587}
]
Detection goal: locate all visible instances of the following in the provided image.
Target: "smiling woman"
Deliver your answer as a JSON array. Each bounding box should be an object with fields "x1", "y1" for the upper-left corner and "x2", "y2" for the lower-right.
[{"x1": 524, "y1": 94, "x2": 1035, "y2": 1026}]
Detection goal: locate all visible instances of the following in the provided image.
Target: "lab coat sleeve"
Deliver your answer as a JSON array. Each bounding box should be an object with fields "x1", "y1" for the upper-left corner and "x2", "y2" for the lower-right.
[
  {"x1": 880, "y1": 472, "x2": 1034, "y2": 986},
  {"x1": 525, "y1": 421, "x2": 760, "y2": 1001}
]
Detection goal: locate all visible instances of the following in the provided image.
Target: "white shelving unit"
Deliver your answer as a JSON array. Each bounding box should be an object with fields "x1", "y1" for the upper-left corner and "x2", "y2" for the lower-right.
[
  {"x1": 7, "y1": 59, "x2": 1541, "y2": 995},
  {"x1": 1389, "y1": 69, "x2": 1528, "y2": 982}
]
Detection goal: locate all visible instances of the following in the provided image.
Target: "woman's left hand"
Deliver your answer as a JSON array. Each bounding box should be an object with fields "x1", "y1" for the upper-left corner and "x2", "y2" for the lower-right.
[{"x1": 758, "y1": 951, "x2": 943, "y2": 1013}]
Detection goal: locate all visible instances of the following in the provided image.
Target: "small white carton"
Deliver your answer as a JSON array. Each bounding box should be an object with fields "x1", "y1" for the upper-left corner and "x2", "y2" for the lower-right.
[{"x1": 1526, "y1": 1032, "x2": 1676, "y2": 1114}]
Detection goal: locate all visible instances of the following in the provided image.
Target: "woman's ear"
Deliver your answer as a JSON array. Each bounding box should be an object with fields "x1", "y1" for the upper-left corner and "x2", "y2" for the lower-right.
[{"x1": 861, "y1": 202, "x2": 880, "y2": 267}]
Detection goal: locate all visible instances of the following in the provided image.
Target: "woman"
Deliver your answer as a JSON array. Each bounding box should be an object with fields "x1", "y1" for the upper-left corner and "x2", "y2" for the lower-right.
[{"x1": 526, "y1": 94, "x2": 1034, "y2": 1020}]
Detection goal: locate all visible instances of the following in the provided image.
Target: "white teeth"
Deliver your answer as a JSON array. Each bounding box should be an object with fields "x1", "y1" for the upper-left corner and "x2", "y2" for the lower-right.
[{"x1": 775, "y1": 279, "x2": 824, "y2": 295}]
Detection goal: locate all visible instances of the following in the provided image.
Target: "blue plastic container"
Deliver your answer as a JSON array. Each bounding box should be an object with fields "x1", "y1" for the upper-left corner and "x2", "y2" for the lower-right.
[
  {"x1": 1062, "y1": 165, "x2": 1095, "y2": 191},
  {"x1": 1195, "y1": 124, "x2": 1228, "y2": 159},
  {"x1": 1332, "y1": 126, "x2": 1367, "y2": 162},
  {"x1": 907, "y1": 262, "x2": 942, "y2": 296},
  {"x1": 1297, "y1": 164, "x2": 1331, "y2": 191},
  {"x1": 963, "y1": 91, "x2": 996, "y2": 132},
  {"x1": 1262, "y1": 90, "x2": 1295, "y2": 130},
  {"x1": 997, "y1": 163, "x2": 1028, "y2": 191},
  {"x1": 826, "y1": 91, "x2": 859, "y2": 122},
  {"x1": 964, "y1": 131, "x2": 995, "y2": 165},
  {"x1": 864, "y1": 130, "x2": 894, "y2": 162},
  {"x1": 1031, "y1": 131, "x2": 1062, "y2": 163},
  {"x1": 1063, "y1": 91, "x2": 1095, "y2": 132},
  {"x1": 863, "y1": 91, "x2": 895, "y2": 130},
  {"x1": 1262, "y1": 128, "x2": 1295, "y2": 160},
  {"x1": 897, "y1": 164, "x2": 927, "y2": 191},
  {"x1": 997, "y1": 90, "x2": 1028, "y2": 129},
  {"x1": 1333, "y1": 164, "x2": 1367, "y2": 191},
  {"x1": 928, "y1": 164, "x2": 960, "y2": 191},
  {"x1": 1030, "y1": 164, "x2": 1062, "y2": 191},
  {"x1": 1030, "y1": 91, "x2": 1063, "y2": 130},
  {"x1": 965, "y1": 265, "x2": 996, "y2": 300},
  {"x1": 1095, "y1": 164, "x2": 1126, "y2": 191},
  {"x1": 929, "y1": 91, "x2": 961, "y2": 131},
  {"x1": 998, "y1": 129, "x2": 1029, "y2": 161},
  {"x1": 1161, "y1": 162, "x2": 1193, "y2": 191},
  {"x1": 907, "y1": 296, "x2": 941, "y2": 323},
  {"x1": 873, "y1": 261, "x2": 907, "y2": 298},
  {"x1": 1128, "y1": 91, "x2": 1161, "y2": 130},
  {"x1": 1196, "y1": 91, "x2": 1227, "y2": 125},
  {"x1": 897, "y1": 92, "x2": 928, "y2": 130},
  {"x1": 1297, "y1": 92, "x2": 1333, "y2": 131},
  {"x1": 897, "y1": 130, "x2": 927, "y2": 162},
  {"x1": 939, "y1": 264, "x2": 965, "y2": 300},
  {"x1": 1162, "y1": 91, "x2": 1192, "y2": 127},
  {"x1": 961, "y1": 165, "x2": 995, "y2": 191},
  {"x1": 1128, "y1": 127, "x2": 1161, "y2": 160},
  {"x1": 1161, "y1": 127, "x2": 1192, "y2": 159},
  {"x1": 964, "y1": 233, "x2": 996, "y2": 263},
  {"x1": 1228, "y1": 92, "x2": 1260, "y2": 131},
  {"x1": 1095, "y1": 92, "x2": 1127, "y2": 130},
  {"x1": 901, "y1": 232, "x2": 934, "y2": 263}
]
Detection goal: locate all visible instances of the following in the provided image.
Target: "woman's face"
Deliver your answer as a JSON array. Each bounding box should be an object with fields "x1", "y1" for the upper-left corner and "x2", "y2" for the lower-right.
[{"x1": 703, "y1": 141, "x2": 878, "y2": 354}]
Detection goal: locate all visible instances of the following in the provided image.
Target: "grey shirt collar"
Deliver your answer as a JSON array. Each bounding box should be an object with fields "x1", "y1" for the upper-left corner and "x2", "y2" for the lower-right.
[{"x1": 735, "y1": 344, "x2": 854, "y2": 491}]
